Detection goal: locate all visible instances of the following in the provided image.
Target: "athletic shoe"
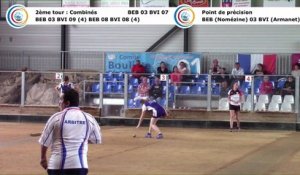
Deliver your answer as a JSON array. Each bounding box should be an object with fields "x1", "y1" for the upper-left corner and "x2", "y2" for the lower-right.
[
  {"x1": 145, "y1": 133, "x2": 152, "y2": 138},
  {"x1": 229, "y1": 128, "x2": 233, "y2": 132},
  {"x1": 156, "y1": 133, "x2": 163, "y2": 139}
]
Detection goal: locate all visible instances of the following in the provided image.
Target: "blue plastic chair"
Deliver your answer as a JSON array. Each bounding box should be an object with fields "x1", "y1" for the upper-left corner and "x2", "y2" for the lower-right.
[
  {"x1": 116, "y1": 72, "x2": 124, "y2": 81},
  {"x1": 111, "y1": 78, "x2": 118, "y2": 87},
  {"x1": 179, "y1": 86, "x2": 191, "y2": 94},
  {"x1": 212, "y1": 80, "x2": 217, "y2": 88},
  {"x1": 212, "y1": 85, "x2": 220, "y2": 95},
  {"x1": 199, "y1": 80, "x2": 206, "y2": 88},
  {"x1": 158, "y1": 98, "x2": 166, "y2": 106},
  {"x1": 130, "y1": 78, "x2": 139, "y2": 87},
  {"x1": 169, "y1": 85, "x2": 178, "y2": 93},
  {"x1": 201, "y1": 86, "x2": 208, "y2": 95},
  {"x1": 242, "y1": 81, "x2": 251, "y2": 89},
  {"x1": 105, "y1": 72, "x2": 113, "y2": 81},
  {"x1": 116, "y1": 84, "x2": 123, "y2": 93},
  {"x1": 103, "y1": 84, "x2": 111, "y2": 93},
  {"x1": 135, "y1": 100, "x2": 141, "y2": 108},
  {"x1": 254, "y1": 87, "x2": 260, "y2": 95},
  {"x1": 91, "y1": 83, "x2": 100, "y2": 93},
  {"x1": 191, "y1": 85, "x2": 201, "y2": 94},
  {"x1": 128, "y1": 99, "x2": 135, "y2": 108},
  {"x1": 162, "y1": 86, "x2": 167, "y2": 95},
  {"x1": 128, "y1": 85, "x2": 133, "y2": 93},
  {"x1": 277, "y1": 78, "x2": 287, "y2": 89},
  {"x1": 241, "y1": 87, "x2": 249, "y2": 95},
  {"x1": 199, "y1": 74, "x2": 208, "y2": 81},
  {"x1": 254, "y1": 79, "x2": 262, "y2": 91}
]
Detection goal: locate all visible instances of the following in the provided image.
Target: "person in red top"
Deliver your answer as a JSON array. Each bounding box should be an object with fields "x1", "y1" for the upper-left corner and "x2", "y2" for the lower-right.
[
  {"x1": 259, "y1": 76, "x2": 273, "y2": 95},
  {"x1": 170, "y1": 66, "x2": 182, "y2": 86},
  {"x1": 131, "y1": 60, "x2": 146, "y2": 79}
]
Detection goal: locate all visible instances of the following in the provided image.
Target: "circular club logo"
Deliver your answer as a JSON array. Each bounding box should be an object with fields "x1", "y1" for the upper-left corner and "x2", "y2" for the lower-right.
[
  {"x1": 174, "y1": 4, "x2": 195, "y2": 29},
  {"x1": 6, "y1": 4, "x2": 29, "y2": 29}
]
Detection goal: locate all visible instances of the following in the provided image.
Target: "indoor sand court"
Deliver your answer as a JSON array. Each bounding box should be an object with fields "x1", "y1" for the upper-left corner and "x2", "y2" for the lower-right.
[{"x1": 1, "y1": 122, "x2": 300, "y2": 175}]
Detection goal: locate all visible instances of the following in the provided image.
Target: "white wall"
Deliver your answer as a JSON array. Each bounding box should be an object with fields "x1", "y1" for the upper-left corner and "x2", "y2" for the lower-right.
[{"x1": 190, "y1": 25, "x2": 300, "y2": 53}]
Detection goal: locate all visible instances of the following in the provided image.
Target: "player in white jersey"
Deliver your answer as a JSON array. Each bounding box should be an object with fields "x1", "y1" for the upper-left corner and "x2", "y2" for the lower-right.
[
  {"x1": 39, "y1": 89, "x2": 101, "y2": 175},
  {"x1": 228, "y1": 81, "x2": 243, "y2": 132}
]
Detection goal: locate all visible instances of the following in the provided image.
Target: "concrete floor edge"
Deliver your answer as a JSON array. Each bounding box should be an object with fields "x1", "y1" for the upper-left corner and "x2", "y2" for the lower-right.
[{"x1": 0, "y1": 115, "x2": 298, "y2": 131}]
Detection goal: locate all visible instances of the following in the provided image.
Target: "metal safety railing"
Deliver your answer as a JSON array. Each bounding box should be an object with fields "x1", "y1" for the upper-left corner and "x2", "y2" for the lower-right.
[{"x1": 0, "y1": 71, "x2": 298, "y2": 115}]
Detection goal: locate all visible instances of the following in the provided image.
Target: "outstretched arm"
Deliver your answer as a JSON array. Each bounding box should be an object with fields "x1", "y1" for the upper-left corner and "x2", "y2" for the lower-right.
[{"x1": 137, "y1": 111, "x2": 146, "y2": 128}]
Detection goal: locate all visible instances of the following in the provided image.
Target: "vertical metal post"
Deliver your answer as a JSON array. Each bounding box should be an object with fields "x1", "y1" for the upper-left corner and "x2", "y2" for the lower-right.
[
  {"x1": 184, "y1": 29, "x2": 189, "y2": 52},
  {"x1": 207, "y1": 74, "x2": 212, "y2": 111},
  {"x1": 251, "y1": 75, "x2": 255, "y2": 112},
  {"x1": 83, "y1": 80, "x2": 86, "y2": 101},
  {"x1": 295, "y1": 77, "x2": 299, "y2": 114},
  {"x1": 165, "y1": 76, "x2": 169, "y2": 109},
  {"x1": 99, "y1": 73, "x2": 104, "y2": 109},
  {"x1": 296, "y1": 76, "x2": 300, "y2": 131},
  {"x1": 21, "y1": 72, "x2": 25, "y2": 107},
  {"x1": 61, "y1": 25, "x2": 67, "y2": 70},
  {"x1": 0, "y1": 0, "x2": 2, "y2": 19},
  {"x1": 124, "y1": 74, "x2": 128, "y2": 110}
]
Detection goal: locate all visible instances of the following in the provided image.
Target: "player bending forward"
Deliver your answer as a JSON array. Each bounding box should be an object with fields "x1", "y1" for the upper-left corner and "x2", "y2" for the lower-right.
[{"x1": 136, "y1": 98, "x2": 168, "y2": 139}]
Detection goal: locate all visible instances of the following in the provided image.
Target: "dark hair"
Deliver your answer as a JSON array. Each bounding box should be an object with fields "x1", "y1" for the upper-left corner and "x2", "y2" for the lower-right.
[
  {"x1": 64, "y1": 76, "x2": 69, "y2": 82},
  {"x1": 63, "y1": 89, "x2": 79, "y2": 107},
  {"x1": 235, "y1": 62, "x2": 240, "y2": 65},
  {"x1": 173, "y1": 66, "x2": 178, "y2": 72},
  {"x1": 232, "y1": 80, "x2": 239, "y2": 87}
]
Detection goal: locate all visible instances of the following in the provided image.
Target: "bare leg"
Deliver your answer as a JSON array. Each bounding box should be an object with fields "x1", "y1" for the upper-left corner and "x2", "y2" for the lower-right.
[
  {"x1": 235, "y1": 111, "x2": 240, "y2": 130},
  {"x1": 229, "y1": 110, "x2": 235, "y2": 130},
  {"x1": 150, "y1": 117, "x2": 161, "y2": 134}
]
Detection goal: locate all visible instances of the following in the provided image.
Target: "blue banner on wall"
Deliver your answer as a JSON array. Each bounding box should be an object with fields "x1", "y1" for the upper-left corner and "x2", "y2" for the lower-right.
[{"x1": 105, "y1": 52, "x2": 202, "y2": 74}]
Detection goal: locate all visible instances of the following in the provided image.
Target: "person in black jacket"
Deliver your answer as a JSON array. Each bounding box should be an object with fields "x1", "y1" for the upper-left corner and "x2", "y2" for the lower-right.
[
  {"x1": 157, "y1": 62, "x2": 169, "y2": 75},
  {"x1": 149, "y1": 77, "x2": 163, "y2": 103}
]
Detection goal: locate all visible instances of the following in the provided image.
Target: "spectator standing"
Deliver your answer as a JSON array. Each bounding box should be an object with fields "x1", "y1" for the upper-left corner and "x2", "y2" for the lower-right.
[
  {"x1": 149, "y1": 77, "x2": 163, "y2": 102},
  {"x1": 281, "y1": 76, "x2": 295, "y2": 96},
  {"x1": 291, "y1": 63, "x2": 300, "y2": 78},
  {"x1": 157, "y1": 62, "x2": 169, "y2": 74},
  {"x1": 170, "y1": 66, "x2": 182, "y2": 86},
  {"x1": 259, "y1": 76, "x2": 273, "y2": 95},
  {"x1": 131, "y1": 60, "x2": 146, "y2": 79}
]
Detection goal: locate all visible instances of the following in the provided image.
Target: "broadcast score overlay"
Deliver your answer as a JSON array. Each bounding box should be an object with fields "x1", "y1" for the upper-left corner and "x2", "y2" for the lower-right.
[{"x1": 6, "y1": 4, "x2": 300, "y2": 29}]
